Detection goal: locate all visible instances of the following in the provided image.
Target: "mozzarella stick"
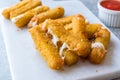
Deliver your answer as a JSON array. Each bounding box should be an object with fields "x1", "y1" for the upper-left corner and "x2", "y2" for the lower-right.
[
  {"x1": 11, "y1": 6, "x2": 49, "y2": 28},
  {"x1": 2, "y1": 0, "x2": 31, "y2": 19},
  {"x1": 85, "y1": 24, "x2": 101, "y2": 39},
  {"x1": 29, "y1": 25, "x2": 64, "y2": 70},
  {"x1": 38, "y1": 20, "x2": 79, "y2": 66},
  {"x1": 66, "y1": 14, "x2": 91, "y2": 57},
  {"x1": 54, "y1": 15, "x2": 73, "y2": 25},
  {"x1": 88, "y1": 26, "x2": 110, "y2": 64},
  {"x1": 28, "y1": 7, "x2": 64, "y2": 28},
  {"x1": 54, "y1": 15, "x2": 88, "y2": 26},
  {"x1": 43, "y1": 15, "x2": 91, "y2": 58},
  {"x1": 64, "y1": 50, "x2": 79, "y2": 66},
  {"x1": 10, "y1": 0, "x2": 42, "y2": 19}
]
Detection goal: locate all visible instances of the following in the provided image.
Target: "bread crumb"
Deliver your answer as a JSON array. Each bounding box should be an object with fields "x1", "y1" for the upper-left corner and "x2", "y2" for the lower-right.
[
  {"x1": 96, "y1": 70, "x2": 98, "y2": 72},
  {"x1": 17, "y1": 29, "x2": 20, "y2": 31}
]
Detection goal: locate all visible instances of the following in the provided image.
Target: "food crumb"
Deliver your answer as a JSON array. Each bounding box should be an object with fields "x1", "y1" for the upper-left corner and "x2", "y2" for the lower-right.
[
  {"x1": 17, "y1": 29, "x2": 20, "y2": 31},
  {"x1": 96, "y1": 70, "x2": 98, "y2": 72}
]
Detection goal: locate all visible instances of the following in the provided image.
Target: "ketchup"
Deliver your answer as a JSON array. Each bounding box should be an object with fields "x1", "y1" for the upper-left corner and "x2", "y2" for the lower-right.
[{"x1": 100, "y1": 0, "x2": 120, "y2": 11}]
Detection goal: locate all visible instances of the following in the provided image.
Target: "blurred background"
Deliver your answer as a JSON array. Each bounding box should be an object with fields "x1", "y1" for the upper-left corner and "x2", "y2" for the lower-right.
[{"x1": 0, "y1": 0, "x2": 120, "y2": 80}]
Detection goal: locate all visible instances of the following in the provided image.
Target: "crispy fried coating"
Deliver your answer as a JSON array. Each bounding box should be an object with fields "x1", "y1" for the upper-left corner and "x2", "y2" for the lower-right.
[
  {"x1": 28, "y1": 7, "x2": 64, "y2": 28},
  {"x1": 29, "y1": 25, "x2": 64, "y2": 70},
  {"x1": 29, "y1": 14, "x2": 110, "y2": 69},
  {"x1": 12, "y1": 6, "x2": 49, "y2": 28},
  {"x1": 40, "y1": 19, "x2": 79, "y2": 66},
  {"x1": 85, "y1": 24, "x2": 101, "y2": 39},
  {"x1": 95, "y1": 29, "x2": 110, "y2": 49},
  {"x1": 70, "y1": 14, "x2": 86, "y2": 33},
  {"x1": 2, "y1": 0, "x2": 31, "y2": 19},
  {"x1": 87, "y1": 24, "x2": 110, "y2": 64},
  {"x1": 66, "y1": 15, "x2": 91, "y2": 57},
  {"x1": 89, "y1": 47, "x2": 106, "y2": 64},
  {"x1": 42, "y1": 15, "x2": 91, "y2": 58},
  {"x1": 54, "y1": 15, "x2": 89, "y2": 26},
  {"x1": 10, "y1": 0, "x2": 41, "y2": 19},
  {"x1": 54, "y1": 15, "x2": 74, "y2": 25},
  {"x1": 64, "y1": 50, "x2": 79, "y2": 66}
]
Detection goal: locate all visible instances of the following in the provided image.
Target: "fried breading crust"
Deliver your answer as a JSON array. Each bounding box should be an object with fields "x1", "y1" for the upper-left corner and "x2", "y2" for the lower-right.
[
  {"x1": 28, "y1": 7, "x2": 64, "y2": 28},
  {"x1": 29, "y1": 25, "x2": 64, "y2": 70},
  {"x1": 12, "y1": 6, "x2": 49, "y2": 28}
]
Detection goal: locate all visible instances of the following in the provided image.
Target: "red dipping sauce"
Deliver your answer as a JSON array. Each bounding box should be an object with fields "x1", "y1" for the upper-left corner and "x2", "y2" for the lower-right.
[{"x1": 100, "y1": 0, "x2": 120, "y2": 11}]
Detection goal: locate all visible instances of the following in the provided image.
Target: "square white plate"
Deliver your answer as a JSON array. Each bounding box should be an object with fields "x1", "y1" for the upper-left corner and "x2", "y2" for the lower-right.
[{"x1": 0, "y1": 0, "x2": 120, "y2": 80}]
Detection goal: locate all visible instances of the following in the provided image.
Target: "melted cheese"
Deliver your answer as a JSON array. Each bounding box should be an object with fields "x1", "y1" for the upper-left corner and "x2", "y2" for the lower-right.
[
  {"x1": 47, "y1": 28, "x2": 70, "y2": 59},
  {"x1": 11, "y1": 14, "x2": 24, "y2": 23},
  {"x1": 59, "y1": 42, "x2": 69, "y2": 59},
  {"x1": 32, "y1": 21, "x2": 37, "y2": 27},
  {"x1": 92, "y1": 42, "x2": 106, "y2": 52},
  {"x1": 47, "y1": 28, "x2": 59, "y2": 47}
]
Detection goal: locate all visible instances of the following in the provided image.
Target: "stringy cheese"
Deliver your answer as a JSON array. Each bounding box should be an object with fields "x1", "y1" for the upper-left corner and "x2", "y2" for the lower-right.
[
  {"x1": 92, "y1": 42, "x2": 106, "y2": 52},
  {"x1": 43, "y1": 20, "x2": 71, "y2": 59},
  {"x1": 32, "y1": 21, "x2": 37, "y2": 27},
  {"x1": 59, "y1": 42, "x2": 69, "y2": 59},
  {"x1": 11, "y1": 14, "x2": 24, "y2": 23},
  {"x1": 47, "y1": 28, "x2": 70, "y2": 59},
  {"x1": 47, "y1": 28, "x2": 59, "y2": 47}
]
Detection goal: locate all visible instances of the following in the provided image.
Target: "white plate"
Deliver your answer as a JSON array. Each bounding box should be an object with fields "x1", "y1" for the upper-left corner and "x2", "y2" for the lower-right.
[{"x1": 0, "y1": 0, "x2": 120, "y2": 80}]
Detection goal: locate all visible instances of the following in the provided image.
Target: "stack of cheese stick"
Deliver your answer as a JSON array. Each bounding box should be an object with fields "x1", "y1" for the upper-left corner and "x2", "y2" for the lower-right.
[
  {"x1": 86, "y1": 24, "x2": 110, "y2": 64},
  {"x1": 2, "y1": 0, "x2": 110, "y2": 70},
  {"x1": 29, "y1": 14, "x2": 110, "y2": 70},
  {"x1": 28, "y1": 6, "x2": 64, "y2": 28},
  {"x1": 2, "y1": 0, "x2": 64, "y2": 28}
]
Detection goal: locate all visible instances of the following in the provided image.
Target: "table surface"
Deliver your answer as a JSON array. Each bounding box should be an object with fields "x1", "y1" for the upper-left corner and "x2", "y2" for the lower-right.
[{"x1": 0, "y1": 0, "x2": 120, "y2": 80}]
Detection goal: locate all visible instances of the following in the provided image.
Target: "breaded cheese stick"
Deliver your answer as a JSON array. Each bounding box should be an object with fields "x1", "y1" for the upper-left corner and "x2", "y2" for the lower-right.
[
  {"x1": 39, "y1": 20, "x2": 79, "y2": 66},
  {"x1": 2, "y1": 0, "x2": 31, "y2": 19},
  {"x1": 54, "y1": 15, "x2": 74, "y2": 25},
  {"x1": 64, "y1": 50, "x2": 79, "y2": 66},
  {"x1": 29, "y1": 25, "x2": 64, "y2": 70},
  {"x1": 95, "y1": 29, "x2": 110, "y2": 49},
  {"x1": 86, "y1": 24, "x2": 110, "y2": 64},
  {"x1": 11, "y1": 6, "x2": 49, "y2": 28},
  {"x1": 85, "y1": 24, "x2": 101, "y2": 39},
  {"x1": 36, "y1": 15, "x2": 73, "y2": 29},
  {"x1": 65, "y1": 14, "x2": 91, "y2": 57},
  {"x1": 10, "y1": 0, "x2": 42, "y2": 19},
  {"x1": 88, "y1": 26, "x2": 110, "y2": 64},
  {"x1": 43, "y1": 15, "x2": 91, "y2": 58},
  {"x1": 28, "y1": 7, "x2": 64, "y2": 28},
  {"x1": 54, "y1": 15, "x2": 88, "y2": 26}
]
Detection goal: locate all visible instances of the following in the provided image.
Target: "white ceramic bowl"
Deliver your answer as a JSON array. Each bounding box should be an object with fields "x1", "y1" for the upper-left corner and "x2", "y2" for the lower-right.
[{"x1": 98, "y1": 0, "x2": 120, "y2": 27}]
